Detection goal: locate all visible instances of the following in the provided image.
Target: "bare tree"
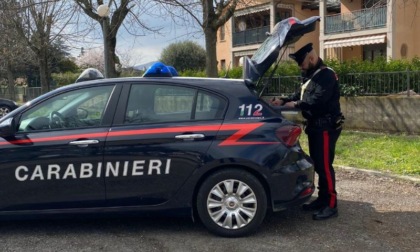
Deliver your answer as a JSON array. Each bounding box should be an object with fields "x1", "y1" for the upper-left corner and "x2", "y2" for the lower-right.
[
  {"x1": 0, "y1": 1, "x2": 36, "y2": 100},
  {"x1": 156, "y1": 0, "x2": 248, "y2": 77},
  {"x1": 12, "y1": 0, "x2": 78, "y2": 93},
  {"x1": 74, "y1": 0, "x2": 161, "y2": 78}
]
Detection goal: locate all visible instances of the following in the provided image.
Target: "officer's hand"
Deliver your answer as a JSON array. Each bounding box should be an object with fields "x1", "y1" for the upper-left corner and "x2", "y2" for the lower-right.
[
  {"x1": 270, "y1": 97, "x2": 284, "y2": 106},
  {"x1": 284, "y1": 101, "x2": 296, "y2": 108}
]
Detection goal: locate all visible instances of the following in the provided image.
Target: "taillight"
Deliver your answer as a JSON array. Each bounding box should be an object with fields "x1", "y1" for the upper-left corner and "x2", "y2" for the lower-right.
[
  {"x1": 276, "y1": 125, "x2": 302, "y2": 147},
  {"x1": 288, "y1": 17, "x2": 297, "y2": 25}
]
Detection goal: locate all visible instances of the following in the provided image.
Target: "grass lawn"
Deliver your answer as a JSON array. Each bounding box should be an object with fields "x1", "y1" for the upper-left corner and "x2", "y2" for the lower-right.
[{"x1": 299, "y1": 130, "x2": 420, "y2": 177}]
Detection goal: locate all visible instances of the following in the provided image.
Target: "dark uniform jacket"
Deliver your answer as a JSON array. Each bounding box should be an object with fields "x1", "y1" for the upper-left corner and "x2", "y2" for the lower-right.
[{"x1": 283, "y1": 58, "x2": 341, "y2": 121}]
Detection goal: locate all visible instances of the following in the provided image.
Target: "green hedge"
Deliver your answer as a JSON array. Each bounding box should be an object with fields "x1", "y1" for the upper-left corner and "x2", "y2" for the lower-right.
[
  {"x1": 215, "y1": 57, "x2": 420, "y2": 96},
  {"x1": 215, "y1": 57, "x2": 420, "y2": 78},
  {"x1": 52, "y1": 58, "x2": 420, "y2": 96},
  {"x1": 51, "y1": 72, "x2": 80, "y2": 87}
]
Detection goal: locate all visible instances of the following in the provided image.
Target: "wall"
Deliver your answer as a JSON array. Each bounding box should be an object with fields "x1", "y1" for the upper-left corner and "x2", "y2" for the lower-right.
[
  {"x1": 289, "y1": 1, "x2": 320, "y2": 54},
  {"x1": 216, "y1": 0, "x2": 269, "y2": 70},
  {"x1": 340, "y1": 96, "x2": 420, "y2": 134},
  {"x1": 264, "y1": 96, "x2": 420, "y2": 134},
  {"x1": 216, "y1": 0, "x2": 321, "y2": 70},
  {"x1": 340, "y1": 0, "x2": 362, "y2": 14},
  {"x1": 394, "y1": 0, "x2": 420, "y2": 59},
  {"x1": 216, "y1": 21, "x2": 233, "y2": 70},
  {"x1": 342, "y1": 45, "x2": 362, "y2": 60}
]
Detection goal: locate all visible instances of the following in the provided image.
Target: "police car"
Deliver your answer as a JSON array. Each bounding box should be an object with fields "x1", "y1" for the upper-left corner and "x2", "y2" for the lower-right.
[
  {"x1": 0, "y1": 16, "x2": 319, "y2": 237},
  {"x1": 0, "y1": 98, "x2": 18, "y2": 117}
]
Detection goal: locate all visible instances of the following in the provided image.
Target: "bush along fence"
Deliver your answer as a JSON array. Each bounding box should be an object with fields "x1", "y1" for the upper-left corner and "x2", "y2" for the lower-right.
[
  {"x1": 261, "y1": 68, "x2": 420, "y2": 134},
  {"x1": 262, "y1": 69, "x2": 420, "y2": 97}
]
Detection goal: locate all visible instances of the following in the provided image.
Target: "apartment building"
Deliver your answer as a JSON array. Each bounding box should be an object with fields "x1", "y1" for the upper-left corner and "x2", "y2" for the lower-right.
[{"x1": 216, "y1": 0, "x2": 420, "y2": 70}]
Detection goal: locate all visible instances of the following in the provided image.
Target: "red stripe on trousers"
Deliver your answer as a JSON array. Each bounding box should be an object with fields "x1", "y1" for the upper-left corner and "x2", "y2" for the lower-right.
[{"x1": 323, "y1": 131, "x2": 336, "y2": 208}]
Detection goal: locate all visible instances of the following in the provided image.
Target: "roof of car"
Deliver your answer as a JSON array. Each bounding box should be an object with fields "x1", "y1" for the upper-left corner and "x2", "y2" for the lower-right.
[{"x1": 59, "y1": 76, "x2": 250, "y2": 95}]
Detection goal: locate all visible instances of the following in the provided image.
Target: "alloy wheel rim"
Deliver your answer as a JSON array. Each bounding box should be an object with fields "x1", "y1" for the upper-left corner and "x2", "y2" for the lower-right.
[
  {"x1": 0, "y1": 107, "x2": 10, "y2": 117},
  {"x1": 206, "y1": 179, "x2": 257, "y2": 229}
]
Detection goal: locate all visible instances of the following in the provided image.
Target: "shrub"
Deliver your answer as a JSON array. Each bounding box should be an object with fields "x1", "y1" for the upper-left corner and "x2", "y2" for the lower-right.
[
  {"x1": 51, "y1": 72, "x2": 79, "y2": 87},
  {"x1": 160, "y1": 41, "x2": 206, "y2": 72}
]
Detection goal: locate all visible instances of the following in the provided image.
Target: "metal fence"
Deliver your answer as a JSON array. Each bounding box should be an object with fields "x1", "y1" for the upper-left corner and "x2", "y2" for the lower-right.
[
  {"x1": 263, "y1": 70, "x2": 420, "y2": 97},
  {"x1": 0, "y1": 86, "x2": 42, "y2": 102},
  {"x1": 1, "y1": 71, "x2": 420, "y2": 102}
]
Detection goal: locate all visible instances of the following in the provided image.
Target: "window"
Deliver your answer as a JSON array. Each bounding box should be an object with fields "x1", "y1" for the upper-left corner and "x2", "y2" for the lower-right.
[
  {"x1": 124, "y1": 84, "x2": 226, "y2": 124},
  {"x1": 195, "y1": 91, "x2": 225, "y2": 120},
  {"x1": 363, "y1": 44, "x2": 386, "y2": 61},
  {"x1": 18, "y1": 86, "x2": 114, "y2": 132},
  {"x1": 221, "y1": 60, "x2": 226, "y2": 70},
  {"x1": 219, "y1": 25, "x2": 225, "y2": 41},
  {"x1": 276, "y1": 8, "x2": 292, "y2": 23},
  {"x1": 363, "y1": 0, "x2": 386, "y2": 8}
]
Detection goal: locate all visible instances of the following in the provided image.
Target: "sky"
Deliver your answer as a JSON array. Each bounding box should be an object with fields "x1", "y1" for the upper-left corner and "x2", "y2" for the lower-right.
[
  {"x1": 71, "y1": 5, "x2": 205, "y2": 68},
  {"x1": 118, "y1": 23, "x2": 205, "y2": 66}
]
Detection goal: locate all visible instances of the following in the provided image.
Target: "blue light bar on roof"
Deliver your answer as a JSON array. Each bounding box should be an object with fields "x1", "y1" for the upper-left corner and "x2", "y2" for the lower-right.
[
  {"x1": 143, "y1": 62, "x2": 178, "y2": 77},
  {"x1": 75, "y1": 68, "x2": 104, "y2": 82},
  {"x1": 167, "y1": 66, "x2": 179, "y2": 76}
]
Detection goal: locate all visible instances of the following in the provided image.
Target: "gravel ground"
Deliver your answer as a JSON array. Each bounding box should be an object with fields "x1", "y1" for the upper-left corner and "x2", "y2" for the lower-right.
[{"x1": 0, "y1": 168, "x2": 418, "y2": 252}]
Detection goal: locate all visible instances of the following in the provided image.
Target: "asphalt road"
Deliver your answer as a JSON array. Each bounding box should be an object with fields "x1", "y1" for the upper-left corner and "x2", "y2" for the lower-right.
[{"x1": 0, "y1": 168, "x2": 418, "y2": 252}]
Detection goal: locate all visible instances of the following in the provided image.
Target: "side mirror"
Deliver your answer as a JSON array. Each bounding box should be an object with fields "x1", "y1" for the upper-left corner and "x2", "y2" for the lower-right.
[{"x1": 0, "y1": 117, "x2": 17, "y2": 138}]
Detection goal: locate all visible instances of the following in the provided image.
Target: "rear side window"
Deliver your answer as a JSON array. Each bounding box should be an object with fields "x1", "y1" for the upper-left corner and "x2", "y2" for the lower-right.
[
  {"x1": 195, "y1": 91, "x2": 225, "y2": 120},
  {"x1": 124, "y1": 84, "x2": 226, "y2": 124}
]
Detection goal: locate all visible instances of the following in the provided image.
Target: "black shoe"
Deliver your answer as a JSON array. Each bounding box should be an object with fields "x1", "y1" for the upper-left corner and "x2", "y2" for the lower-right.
[
  {"x1": 312, "y1": 206, "x2": 338, "y2": 220},
  {"x1": 302, "y1": 198, "x2": 326, "y2": 211}
]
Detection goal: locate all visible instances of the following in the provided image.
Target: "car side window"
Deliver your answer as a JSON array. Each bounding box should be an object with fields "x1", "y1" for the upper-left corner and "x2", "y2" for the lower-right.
[
  {"x1": 195, "y1": 91, "x2": 226, "y2": 120},
  {"x1": 18, "y1": 86, "x2": 114, "y2": 132},
  {"x1": 125, "y1": 84, "x2": 194, "y2": 124},
  {"x1": 124, "y1": 85, "x2": 226, "y2": 124}
]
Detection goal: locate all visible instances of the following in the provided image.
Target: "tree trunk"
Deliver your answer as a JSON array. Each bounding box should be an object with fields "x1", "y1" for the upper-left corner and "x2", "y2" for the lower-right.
[
  {"x1": 6, "y1": 61, "x2": 15, "y2": 101},
  {"x1": 109, "y1": 33, "x2": 119, "y2": 78},
  {"x1": 102, "y1": 19, "x2": 118, "y2": 78},
  {"x1": 38, "y1": 51, "x2": 50, "y2": 94},
  {"x1": 204, "y1": 27, "x2": 219, "y2": 77}
]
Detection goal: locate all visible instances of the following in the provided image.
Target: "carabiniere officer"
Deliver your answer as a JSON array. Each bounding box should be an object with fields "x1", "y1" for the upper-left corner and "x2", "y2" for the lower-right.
[{"x1": 271, "y1": 43, "x2": 345, "y2": 220}]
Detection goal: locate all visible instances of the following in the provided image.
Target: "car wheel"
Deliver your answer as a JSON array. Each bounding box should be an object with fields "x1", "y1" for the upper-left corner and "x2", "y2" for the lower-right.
[
  {"x1": 197, "y1": 169, "x2": 267, "y2": 237},
  {"x1": 0, "y1": 105, "x2": 11, "y2": 117}
]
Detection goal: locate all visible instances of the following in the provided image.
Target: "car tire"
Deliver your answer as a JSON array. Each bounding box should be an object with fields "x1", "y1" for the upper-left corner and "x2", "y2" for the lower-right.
[
  {"x1": 197, "y1": 168, "x2": 267, "y2": 237},
  {"x1": 0, "y1": 105, "x2": 11, "y2": 117}
]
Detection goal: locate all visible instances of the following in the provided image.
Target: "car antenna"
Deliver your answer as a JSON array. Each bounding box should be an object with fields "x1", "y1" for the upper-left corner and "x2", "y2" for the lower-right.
[
  {"x1": 223, "y1": 61, "x2": 232, "y2": 78},
  {"x1": 258, "y1": 46, "x2": 288, "y2": 98}
]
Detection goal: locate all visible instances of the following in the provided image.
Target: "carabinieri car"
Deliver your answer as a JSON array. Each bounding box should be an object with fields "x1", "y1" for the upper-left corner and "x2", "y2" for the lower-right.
[
  {"x1": 0, "y1": 16, "x2": 319, "y2": 237},
  {"x1": 0, "y1": 98, "x2": 19, "y2": 118}
]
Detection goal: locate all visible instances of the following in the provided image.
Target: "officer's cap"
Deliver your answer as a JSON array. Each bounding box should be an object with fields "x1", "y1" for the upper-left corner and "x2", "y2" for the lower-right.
[{"x1": 289, "y1": 43, "x2": 313, "y2": 65}]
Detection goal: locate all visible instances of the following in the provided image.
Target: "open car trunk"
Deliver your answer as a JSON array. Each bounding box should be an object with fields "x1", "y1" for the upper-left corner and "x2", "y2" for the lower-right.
[{"x1": 243, "y1": 16, "x2": 320, "y2": 82}]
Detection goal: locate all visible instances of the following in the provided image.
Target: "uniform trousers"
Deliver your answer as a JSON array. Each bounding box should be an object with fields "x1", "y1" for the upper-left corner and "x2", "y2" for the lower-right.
[{"x1": 305, "y1": 125, "x2": 341, "y2": 209}]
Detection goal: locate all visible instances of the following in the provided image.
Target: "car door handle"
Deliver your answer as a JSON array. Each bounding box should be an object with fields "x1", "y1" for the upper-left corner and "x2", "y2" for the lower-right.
[
  {"x1": 175, "y1": 134, "x2": 205, "y2": 140},
  {"x1": 69, "y1": 140, "x2": 100, "y2": 147}
]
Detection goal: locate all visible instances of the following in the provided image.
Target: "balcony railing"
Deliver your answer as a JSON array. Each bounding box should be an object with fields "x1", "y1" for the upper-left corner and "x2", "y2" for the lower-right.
[
  {"x1": 232, "y1": 26, "x2": 270, "y2": 47},
  {"x1": 325, "y1": 6, "x2": 387, "y2": 34}
]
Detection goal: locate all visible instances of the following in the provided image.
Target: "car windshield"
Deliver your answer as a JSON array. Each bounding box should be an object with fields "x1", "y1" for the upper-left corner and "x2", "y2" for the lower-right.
[
  {"x1": 23, "y1": 91, "x2": 91, "y2": 118},
  {"x1": 18, "y1": 86, "x2": 114, "y2": 132}
]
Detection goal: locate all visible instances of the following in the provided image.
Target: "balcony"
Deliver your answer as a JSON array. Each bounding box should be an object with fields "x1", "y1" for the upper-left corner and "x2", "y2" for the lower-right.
[
  {"x1": 325, "y1": 6, "x2": 387, "y2": 35},
  {"x1": 232, "y1": 26, "x2": 270, "y2": 47}
]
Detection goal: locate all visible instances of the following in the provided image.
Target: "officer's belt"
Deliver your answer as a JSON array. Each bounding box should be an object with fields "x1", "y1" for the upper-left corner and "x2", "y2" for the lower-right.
[{"x1": 306, "y1": 116, "x2": 332, "y2": 127}]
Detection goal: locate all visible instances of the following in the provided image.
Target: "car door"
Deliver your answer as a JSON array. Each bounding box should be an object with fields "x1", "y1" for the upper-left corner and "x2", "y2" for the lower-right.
[
  {"x1": 0, "y1": 85, "x2": 118, "y2": 211},
  {"x1": 103, "y1": 82, "x2": 227, "y2": 206}
]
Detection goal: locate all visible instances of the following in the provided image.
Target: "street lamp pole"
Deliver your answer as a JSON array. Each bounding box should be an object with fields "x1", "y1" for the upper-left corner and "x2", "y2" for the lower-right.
[{"x1": 97, "y1": 4, "x2": 110, "y2": 78}]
